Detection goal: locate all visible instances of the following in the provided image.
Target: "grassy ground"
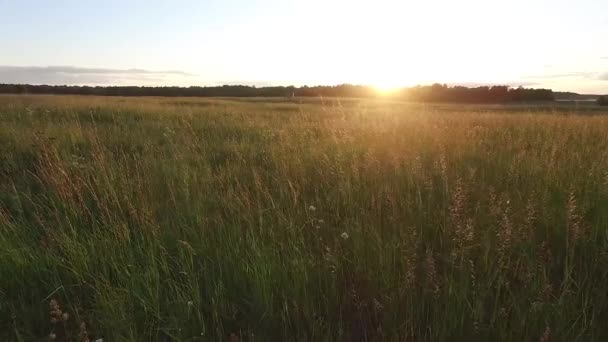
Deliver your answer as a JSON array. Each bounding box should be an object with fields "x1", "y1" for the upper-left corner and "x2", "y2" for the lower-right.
[{"x1": 1, "y1": 95, "x2": 608, "y2": 341}]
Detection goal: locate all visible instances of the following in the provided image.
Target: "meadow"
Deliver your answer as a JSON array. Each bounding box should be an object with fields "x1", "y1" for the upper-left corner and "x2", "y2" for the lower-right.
[{"x1": 1, "y1": 95, "x2": 608, "y2": 341}]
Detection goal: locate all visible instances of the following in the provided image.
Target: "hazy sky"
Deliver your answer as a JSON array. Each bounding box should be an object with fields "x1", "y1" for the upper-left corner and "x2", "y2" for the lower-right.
[{"x1": 1, "y1": 0, "x2": 607, "y2": 93}]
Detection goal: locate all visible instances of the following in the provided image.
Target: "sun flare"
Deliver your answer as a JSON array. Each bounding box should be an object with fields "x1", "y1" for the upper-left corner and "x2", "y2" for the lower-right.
[
  {"x1": 370, "y1": 75, "x2": 406, "y2": 95},
  {"x1": 373, "y1": 82, "x2": 401, "y2": 95}
]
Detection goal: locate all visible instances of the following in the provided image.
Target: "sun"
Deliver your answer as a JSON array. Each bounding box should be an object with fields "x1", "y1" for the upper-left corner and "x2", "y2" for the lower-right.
[
  {"x1": 366, "y1": 68, "x2": 410, "y2": 95},
  {"x1": 372, "y1": 79, "x2": 403, "y2": 95},
  {"x1": 373, "y1": 84, "x2": 398, "y2": 95}
]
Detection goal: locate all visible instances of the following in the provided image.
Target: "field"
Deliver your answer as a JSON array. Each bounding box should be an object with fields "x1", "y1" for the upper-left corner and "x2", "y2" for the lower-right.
[{"x1": 1, "y1": 95, "x2": 608, "y2": 341}]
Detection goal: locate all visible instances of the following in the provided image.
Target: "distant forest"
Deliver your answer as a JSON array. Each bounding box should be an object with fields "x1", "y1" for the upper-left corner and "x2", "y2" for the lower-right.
[{"x1": 0, "y1": 83, "x2": 556, "y2": 103}]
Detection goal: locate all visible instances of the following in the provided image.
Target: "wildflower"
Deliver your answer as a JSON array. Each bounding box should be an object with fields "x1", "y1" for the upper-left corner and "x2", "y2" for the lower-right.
[
  {"x1": 49, "y1": 333, "x2": 57, "y2": 340},
  {"x1": 317, "y1": 219, "x2": 324, "y2": 224},
  {"x1": 187, "y1": 300, "x2": 194, "y2": 307},
  {"x1": 497, "y1": 204, "x2": 513, "y2": 269},
  {"x1": 49, "y1": 299, "x2": 60, "y2": 312},
  {"x1": 424, "y1": 249, "x2": 439, "y2": 296},
  {"x1": 308, "y1": 205, "x2": 316, "y2": 212},
  {"x1": 49, "y1": 299, "x2": 64, "y2": 324},
  {"x1": 540, "y1": 326, "x2": 551, "y2": 342},
  {"x1": 78, "y1": 322, "x2": 89, "y2": 342},
  {"x1": 567, "y1": 190, "x2": 584, "y2": 245},
  {"x1": 340, "y1": 232, "x2": 349, "y2": 240},
  {"x1": 373, "y1": 298, "x2": 384, "y2": 311}
]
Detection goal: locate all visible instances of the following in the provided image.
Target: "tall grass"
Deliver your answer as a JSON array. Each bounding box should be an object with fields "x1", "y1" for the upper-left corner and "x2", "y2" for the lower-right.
[{"x1": 1, "y1": 95, "x2": 608, "y2": 341}]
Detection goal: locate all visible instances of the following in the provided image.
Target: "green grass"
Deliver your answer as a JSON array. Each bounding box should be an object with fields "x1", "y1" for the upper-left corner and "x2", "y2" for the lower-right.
[{"x1": 1, "y1": 95, "x2": 608, "y2": 341}]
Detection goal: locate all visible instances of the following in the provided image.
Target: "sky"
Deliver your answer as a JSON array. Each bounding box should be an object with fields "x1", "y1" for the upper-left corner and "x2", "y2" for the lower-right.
[{"x1": 1, "y1": 0, "x2": 607, "y2": 93}]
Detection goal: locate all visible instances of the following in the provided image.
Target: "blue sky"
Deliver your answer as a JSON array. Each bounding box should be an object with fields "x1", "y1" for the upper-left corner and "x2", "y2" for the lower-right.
[{"x1": 1, "y1": 0, "x2": 607, "y2": 93}]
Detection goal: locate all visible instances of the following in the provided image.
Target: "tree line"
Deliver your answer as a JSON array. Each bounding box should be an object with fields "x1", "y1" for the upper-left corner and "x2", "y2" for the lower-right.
[
  {"x1": 0, "y1": 83, "x2": 556, "y2": 103},
  {"x1": 396, "y1": 84, "x2": 555, "y2": 103}
]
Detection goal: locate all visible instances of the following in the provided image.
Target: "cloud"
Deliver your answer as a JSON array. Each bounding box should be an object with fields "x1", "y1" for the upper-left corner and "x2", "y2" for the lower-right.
[
  {"x1": 600, "y1": 73, "x2": 608, "y2": 80},
  {"x1": 524, "y1": 72, "x2": 596, "y2": 79},
  {"x1": 0, "y1": 65, "x2": 196, "y2": 85}
]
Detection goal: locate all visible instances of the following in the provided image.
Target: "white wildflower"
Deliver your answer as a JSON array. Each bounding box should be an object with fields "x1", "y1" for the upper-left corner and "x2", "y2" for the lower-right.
[
  {"x1": 308, "y1": 205, "x2": 316, "y2": 212},
  {"x1": 341, "y1": 232, "x2": 349, "y2": 240}
]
